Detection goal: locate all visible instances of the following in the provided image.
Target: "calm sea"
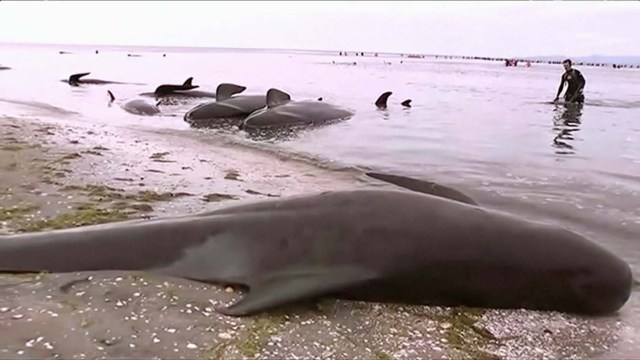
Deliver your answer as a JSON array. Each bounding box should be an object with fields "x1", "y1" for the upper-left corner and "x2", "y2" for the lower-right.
[{"x1": 1, "y1": 43, "x2": 639, "y2": 356}]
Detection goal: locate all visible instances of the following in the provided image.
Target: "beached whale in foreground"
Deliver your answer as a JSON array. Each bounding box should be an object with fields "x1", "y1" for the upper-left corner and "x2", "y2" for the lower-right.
[
  {"x1": 107, "y1": 90, "x2": 161, "y2": 116},
  {"x1": 183, "y1": 83, "x2": 268, "y2": 128},
  {"x1": 240, "y1": 88, "x2": 355, "y2": 131},
  {"x1": 0, "y1": 182, "x2": 632, "y2": 317}
]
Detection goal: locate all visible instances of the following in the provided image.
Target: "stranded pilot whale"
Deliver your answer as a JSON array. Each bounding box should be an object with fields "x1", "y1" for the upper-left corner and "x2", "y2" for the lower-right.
[
  {"x1": 0, "y1": 187, "x2": 632, "y2": 317},
  {"x1": 62, "y1": 72, "x2": 137, "y2": 86},
  {"x1": 107, "y1": 90, "x2": 161, "y2": 116},
  {"x1": 139, "y1": 77, "x2": 217, "y2": 99},
  {"x1": 183, "y1": 83, "x2": 268, "y2": 128},
  {"x1": 239, "y1": 88, "x2": 355, "y2": 131}
]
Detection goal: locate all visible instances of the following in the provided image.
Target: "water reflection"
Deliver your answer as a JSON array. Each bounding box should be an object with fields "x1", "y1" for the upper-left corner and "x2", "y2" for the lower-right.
[{"x1": 552, "y1": 103, "x2": 583, "y2": 155}]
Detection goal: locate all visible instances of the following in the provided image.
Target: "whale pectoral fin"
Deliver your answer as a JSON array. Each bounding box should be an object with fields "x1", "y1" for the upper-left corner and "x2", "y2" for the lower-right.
[
  {"x1": 365, "y1": 172, "x2": 479, "y2": 206},
  {"x1": 266, "y1": 88, "x2": 291, "y2": 108},
  {"x1": 69, "y1": 72, "x2": 90, "y2": 84},
  {"x1": 217, "y1": 265, "x2": 375, "y2": 316}
]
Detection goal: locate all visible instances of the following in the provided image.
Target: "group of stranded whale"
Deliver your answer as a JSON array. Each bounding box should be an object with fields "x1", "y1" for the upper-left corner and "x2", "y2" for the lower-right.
[
  {"x1": 0, "y1": 170, "x2": 633, "y2": 318},
  {"x1": 62, "y1": 72, "x2": 412, "y2": 133},
  {"x1": 0, "y1": 70, "x2": 633, "y2": 318}
]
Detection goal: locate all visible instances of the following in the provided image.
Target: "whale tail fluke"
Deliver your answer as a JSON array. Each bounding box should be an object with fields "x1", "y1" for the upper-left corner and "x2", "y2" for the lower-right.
[
  {"x1": 107, "y1": 90, "x2": 115, "y2": 103},
  {"x1": 401, "y1": 99, "x2": 412, "y2": 108}
]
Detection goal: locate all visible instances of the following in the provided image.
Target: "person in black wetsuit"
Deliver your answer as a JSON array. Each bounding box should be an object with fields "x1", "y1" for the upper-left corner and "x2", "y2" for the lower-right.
[{"x1": 553, "y1": 59, "x2": 586, "y2": 104}]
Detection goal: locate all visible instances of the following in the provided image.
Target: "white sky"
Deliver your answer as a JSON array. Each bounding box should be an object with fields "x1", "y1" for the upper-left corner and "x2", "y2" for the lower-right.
[{"x1": 1, "y1": 1, "x2": 638, "y2": 57}]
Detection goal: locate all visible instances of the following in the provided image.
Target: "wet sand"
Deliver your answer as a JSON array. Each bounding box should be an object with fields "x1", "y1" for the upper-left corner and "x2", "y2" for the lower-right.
[{"x1": 0, "y1": 116, "x2": 632, "y2": 359}]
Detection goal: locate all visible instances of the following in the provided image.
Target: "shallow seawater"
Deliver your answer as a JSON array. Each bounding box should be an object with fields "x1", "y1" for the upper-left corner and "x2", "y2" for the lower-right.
[{"x1": 1, "y1": 43, "x2": 639, "y2": 356}]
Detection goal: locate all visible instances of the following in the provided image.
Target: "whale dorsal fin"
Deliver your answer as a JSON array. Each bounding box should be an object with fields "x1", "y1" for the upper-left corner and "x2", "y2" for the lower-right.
[
  {"x1": 266, "y1": 88, "x2": 291, "y2": 108},
  {"x1": 375, "y1": 91, "x2": 392, "y2": 109},
  {"x1": 69, "y1": 72, "x2": 90, "y2": 84},
  {"x1": 182, "y1": 77, "x2": 194, "y2": 87},
  {"x1": 401, "y1": 99, "x2": 412, "y2": 107},
  {"x1": 107, "y1": 90, "x2": 115, "y2": 103},
  {"x1": 216, "y1": 83, "x2": 247, "y2": 102}
]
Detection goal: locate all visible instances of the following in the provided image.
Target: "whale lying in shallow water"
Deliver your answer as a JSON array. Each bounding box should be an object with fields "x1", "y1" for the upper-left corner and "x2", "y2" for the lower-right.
[
  {"x1": 107, "y1": 90, "x2": 161, "y2": 116},
  {"x1": 239, "y1": 88, "x2": 355, "y2": 131},
  {"x1": 183, "y1": 83, "x2": 267, "y2": 128}
]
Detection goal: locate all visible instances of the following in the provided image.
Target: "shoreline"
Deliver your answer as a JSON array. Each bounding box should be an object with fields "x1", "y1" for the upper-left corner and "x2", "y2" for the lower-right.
[{"x1": 0, "y1": 115, "x2": 633, "y2": 359}]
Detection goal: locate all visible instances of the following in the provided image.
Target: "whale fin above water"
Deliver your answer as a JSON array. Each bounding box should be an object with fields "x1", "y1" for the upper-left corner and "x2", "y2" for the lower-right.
[
  {"x1": 365, "y1": 172, "x2": 478, "y2": 206},
  {"x1": 217, "y1": 265, "x2": 376, "y2": 316},
  {"x1": 154, "y1": 77, "x2": 199, "y2": 95},
  {"x1": 266, "y1": 88, "x2": 292, "y2": 108},
  {"x1": 216, "y1": 83, "x2": 247, "y2": 102},
  {"x1": 182, "y1": 77, "x2": 194, "y2": 88},
  {"x1": 107, "y1": 90, "x2": 116, "y2": 103},
  {"x1": 375, "y1": 91, "x2": 392, "y2": 109},
  {"x1": 401, "y1": 99, "x2": 412, "y2": 108},
  {"x1": 69, "y1": 72, "x2": 91, "y2": 84}
]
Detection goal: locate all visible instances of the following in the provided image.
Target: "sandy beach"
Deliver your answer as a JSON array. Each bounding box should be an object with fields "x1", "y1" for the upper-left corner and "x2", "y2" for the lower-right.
[{"x1": 0, "y1": 115, "x2": 633, "y2": 359}]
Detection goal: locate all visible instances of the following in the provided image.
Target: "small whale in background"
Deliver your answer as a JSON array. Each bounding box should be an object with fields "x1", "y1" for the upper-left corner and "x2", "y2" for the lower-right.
[
  {"x1": 375, "y1": 92, "x2": 413, "y2": 109},
  {"x1": 127, "y1": 54, "x2": 141, "y2": 57},
  {"x1": 107, "y1": 90, "x2": 161, "y2": 116},
  {"x1": 140, "y1": 77, "x2": 217, "y2": 99},
  {"x1": 59, "y1": 51, "x2": 72, "y2": 55},
  {"x1": 0, "y1": 65, "x2": 11, "y2": 71},
  {"x1": 62, "y1": 72, "x2": 139, "y2": 87}
]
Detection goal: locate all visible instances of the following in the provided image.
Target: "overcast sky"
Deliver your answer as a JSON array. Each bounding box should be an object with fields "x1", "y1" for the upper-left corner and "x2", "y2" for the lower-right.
[{"x1": 0, "y1": 1, "x2": 638, "y2": 57}]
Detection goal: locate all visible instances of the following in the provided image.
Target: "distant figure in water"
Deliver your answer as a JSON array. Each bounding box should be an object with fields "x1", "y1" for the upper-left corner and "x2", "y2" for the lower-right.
[
  {"x1": 553, "y1": 59, "x2": 586, "y2": 104},
  {"x1": 95, "y1": 50, "x2": 99, "y2": 54}
]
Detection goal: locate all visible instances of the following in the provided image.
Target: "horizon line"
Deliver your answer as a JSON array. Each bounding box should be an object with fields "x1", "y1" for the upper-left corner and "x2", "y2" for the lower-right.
[{"x1": 1, "y1": 40, "x2": 639, "y2": 64}]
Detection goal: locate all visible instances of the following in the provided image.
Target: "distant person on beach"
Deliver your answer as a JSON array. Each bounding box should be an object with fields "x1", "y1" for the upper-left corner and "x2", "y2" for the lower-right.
[{"x1": 553, "y1": 59, "x2": 586, "y2": 104}]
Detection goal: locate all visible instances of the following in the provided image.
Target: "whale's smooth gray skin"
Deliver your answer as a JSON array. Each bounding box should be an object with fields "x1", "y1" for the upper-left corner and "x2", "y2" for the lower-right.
[
  {"x1": 240, "y1": 88, "x2": 355, "y2": 131},
  {"x1": 183, "y1": 83, "x2": 268, "y2": 128},
  {"x1": 61, "y1": 72, "x2": 135, "y2": 86},
  {"x1": 365, "y1": 172, "x2": 478, "y2": 206},
  {"x1": 139, "y1": 77, "x2": 217, "y2": 99},
  {"x1": 0, "y1": 189, "x2": 632, "y2": 317},
  {"x1": 107, "y1": 90, "x2": 161, "y2": 116}
]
